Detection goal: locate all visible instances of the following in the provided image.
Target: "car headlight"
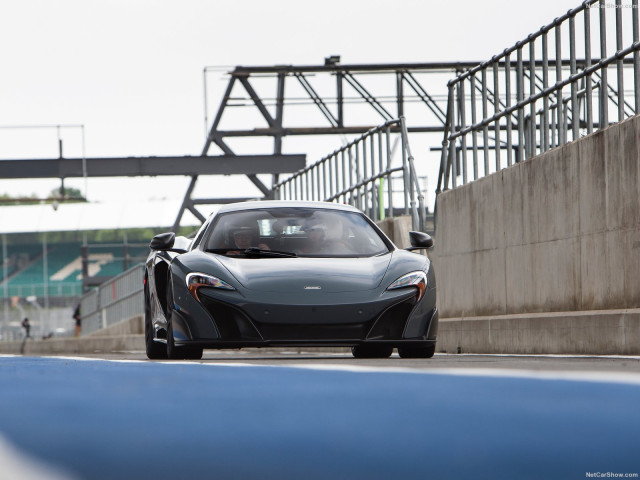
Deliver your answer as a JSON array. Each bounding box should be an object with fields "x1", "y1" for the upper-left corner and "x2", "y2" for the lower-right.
[
  {"x1": 186, "y1": 272, "x2": 235, "y2": 301},
  {"x1": 386, "y1": 271, "x2": 427, "y2": 301}
]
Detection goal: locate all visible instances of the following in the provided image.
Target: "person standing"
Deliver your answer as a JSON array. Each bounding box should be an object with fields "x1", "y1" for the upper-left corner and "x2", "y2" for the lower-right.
[
  {"x1": 21, "y1": 317, "x2": 30, "y2": 338},
  {"x1": 73, "y1": 304, "x2": 82, "y2": 337}
]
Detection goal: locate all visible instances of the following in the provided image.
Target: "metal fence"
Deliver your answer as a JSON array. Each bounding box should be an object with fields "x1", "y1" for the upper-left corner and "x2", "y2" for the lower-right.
[
  {"x1": 80, "y1": 263, "x2": 144, "y2": 336},
  {"x1": 3, "y1": 282, "x2": 82, "y2": 298},
  {"x1": 273, "y1": 117, "x2": 428, "y2": 232},
  {"x1": 437, "y1": 0, "x2": 640, "y2": 191}
]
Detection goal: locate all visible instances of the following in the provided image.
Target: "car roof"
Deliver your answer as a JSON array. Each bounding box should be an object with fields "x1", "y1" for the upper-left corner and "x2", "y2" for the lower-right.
[{"x1": 213, "y1": 200, "x2": 363, "y2": 216}]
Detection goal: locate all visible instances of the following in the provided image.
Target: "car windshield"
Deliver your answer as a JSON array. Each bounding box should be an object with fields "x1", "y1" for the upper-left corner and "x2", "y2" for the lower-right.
[{"x1": 204, "y1": 207, "x2": 389, "y2": 258}]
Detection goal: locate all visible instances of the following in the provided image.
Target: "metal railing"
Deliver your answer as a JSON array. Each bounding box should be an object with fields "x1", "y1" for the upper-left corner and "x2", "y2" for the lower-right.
[
  {"x1": 273, "y1": 117, "x2": 428, "y2": 231},
  {"x1": 438, "y1": 0, "x2": 640, "y2": 191},
  {"x1": 80, "y1": 264, "x2": 144, "y2": 336}
]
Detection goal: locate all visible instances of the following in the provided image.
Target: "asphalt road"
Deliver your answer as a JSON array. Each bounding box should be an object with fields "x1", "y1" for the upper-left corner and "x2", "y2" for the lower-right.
[
  {"x1": 1, "y1": 352, "x2": 639, "y2": 480},
  {"x1": 81, "y1": 349, "x2": 640, "y2": 373}
]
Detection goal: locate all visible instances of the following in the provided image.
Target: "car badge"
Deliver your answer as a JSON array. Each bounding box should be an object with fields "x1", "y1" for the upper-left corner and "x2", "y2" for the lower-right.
[{"x1": 304, "y1": 286, "x2": 322, "y2": 290}]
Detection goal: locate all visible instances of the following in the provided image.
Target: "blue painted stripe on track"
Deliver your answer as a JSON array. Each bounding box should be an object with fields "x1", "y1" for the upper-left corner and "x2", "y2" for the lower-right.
[{"x1": 1, "y1": 356, "x2": 639, "y2": 480}]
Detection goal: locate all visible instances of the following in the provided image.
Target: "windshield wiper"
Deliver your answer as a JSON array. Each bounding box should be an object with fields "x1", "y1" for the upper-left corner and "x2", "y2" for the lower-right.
[
  {"x1": 243, "y1": 248, "x2": 297, "y2": 258},
  {"x1": 205, "y1": 248, "x2": 297, "y2": 258}
]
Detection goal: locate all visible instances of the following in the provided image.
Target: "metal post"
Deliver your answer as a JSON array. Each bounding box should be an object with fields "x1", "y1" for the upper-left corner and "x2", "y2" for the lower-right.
[
  {"x1": 493, "y1": 61, "x2": 501, "y2": 170},
  {"x1": 336, "y1": 72, "x2": 344, "y2": 128},
  {"x1": 542, "y1": 33, "x2": 550, "y2": 151},
  {"x1": 42, "y1": 233, "x2": 48, "y2": 312},
  {"x1": 555, "y1": 25, "x2": 565, "y2": 146},
  {"x1": 529, "y1": 39, "x2": 537, "y2": 158},
  {"x1": 355, "y1": 144, "x2": 362, "y2": 210},
  {"x1": 123, "y1": 231, "x2": 129, "y2": 271},
  {"x1": 386, "y1": 127, "x2": 394, "y2": 217},
  {"x1": 362, "y1": 138, "x2": 368, "y2": 212},
  {"x1": 401, "y1": 129, "x2": 410, "y2": 215},
  {"x1": 481, "y1": 68, "x2": 490, "y2": 173},
  {"x1": 378, "y1": 131, "x2": 384, "y2": 220},
  {"x1": 505, "y1": 54, "x2": 513, "y2": 166},
  {"x1": 634, "y1": 0, "x2": 640, "y2": 113},
  {"x1": 396, "y1": 72, "x2": 404, "y2": 119},
  {"x1": 616, "y1": 0, "x2": 625, "y2": 122},
  {"x1": 470, "y1": 74, "x2": 479, "y2": 179},
  {"x1": 517, "y1": 47, "x2": 525, "y2": 162},
  {"x1": 585, "y1": 7, "x2": 594, "y2": 134},
  {"x1": 570, "y1": 15, "x2": 580, "y2": 141},
  {"x1": 458, "y1": 82, "x2": 468, "y2": 184},
  {"x1": 2, "y1": 235, "x2": 8, "y2": 334},
  {"x1": 599, "y1": 0, "x2": 609, "y2": 128},
  {"x1": 370, "y1": 134, "x2": 377, "y2": 220}
]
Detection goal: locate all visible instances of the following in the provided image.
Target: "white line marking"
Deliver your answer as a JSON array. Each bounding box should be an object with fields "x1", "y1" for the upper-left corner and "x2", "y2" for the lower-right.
[{"x1": 3, "y1": 354, "x2": 640, "y2": 386}]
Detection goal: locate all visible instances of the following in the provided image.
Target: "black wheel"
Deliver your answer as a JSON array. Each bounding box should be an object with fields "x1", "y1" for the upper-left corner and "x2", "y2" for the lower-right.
[
  {"x1": 144, "y1": 285, "x2": 167, "y2": 360},
  {"x1": 397, "y1": 344, "x2": 436, "y2": 359},
  {"x1": 166, "y1": 306, "x2": 203, "y2": 361},
  {"x1": 351, "y1": 345, "x2": 393, "y2": 359}
]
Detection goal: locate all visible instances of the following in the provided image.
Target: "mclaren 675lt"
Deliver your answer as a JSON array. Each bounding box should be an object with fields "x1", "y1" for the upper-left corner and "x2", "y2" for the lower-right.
[{"x1": 144, "y1": 201, "x2": 437, "y2": 360}]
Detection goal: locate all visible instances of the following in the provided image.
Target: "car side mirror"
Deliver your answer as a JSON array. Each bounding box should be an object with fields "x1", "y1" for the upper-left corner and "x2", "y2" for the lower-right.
[
  {"x1": 405, "y1": 231, "x2": 434, "y2": 251},
  {"x1": 150, "y1": 232, "x2": 177, "y2": 251}
]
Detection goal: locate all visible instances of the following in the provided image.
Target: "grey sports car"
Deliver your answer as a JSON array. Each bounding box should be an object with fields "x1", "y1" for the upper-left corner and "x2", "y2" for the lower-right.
[{"x1": 144, "y1": 201, "x2": 437, "y2": 360}]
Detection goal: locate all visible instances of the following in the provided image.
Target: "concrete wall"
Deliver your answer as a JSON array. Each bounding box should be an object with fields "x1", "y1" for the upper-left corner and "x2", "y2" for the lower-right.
[
  {"x1": 435, "y1": 114, "x2": 640, "y2": 317},
  {"x1": 433, "y1": 114, "x2": 640, "y2": 354},
  {"x1": 376, "y1": 216, "x2": 413, "y2": 248}
]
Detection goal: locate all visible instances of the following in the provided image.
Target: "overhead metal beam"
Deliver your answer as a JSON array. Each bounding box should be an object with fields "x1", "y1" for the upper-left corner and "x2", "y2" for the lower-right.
[{"x1": 0, "y1": 154, "x2": 306, "y2": 179}]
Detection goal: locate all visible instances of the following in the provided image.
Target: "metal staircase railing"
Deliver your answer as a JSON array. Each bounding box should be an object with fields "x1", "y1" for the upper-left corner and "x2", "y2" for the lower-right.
[{"x1": 273, "y1": 117, "x2": 428, "y2": 231}]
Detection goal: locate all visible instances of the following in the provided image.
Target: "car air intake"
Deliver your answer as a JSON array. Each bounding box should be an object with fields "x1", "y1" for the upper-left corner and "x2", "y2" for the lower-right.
[
  {"x1": 366, "y1": 297, "x2": 417, "y2": 340},
  {"x1": 199, "y1": 297, "x2": 262, "y2": 341}
]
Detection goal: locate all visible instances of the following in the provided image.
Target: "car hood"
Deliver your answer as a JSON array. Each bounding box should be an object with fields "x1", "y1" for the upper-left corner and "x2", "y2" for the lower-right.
[{"x1": 213, "y1": 254, "x2": 393, "y2": 293}]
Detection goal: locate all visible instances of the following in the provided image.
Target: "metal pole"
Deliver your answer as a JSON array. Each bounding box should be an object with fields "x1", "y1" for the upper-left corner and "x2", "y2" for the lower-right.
[
  {"x1": 42, "y1": 233, "x2": 49, "y2": 323},
  {"x1": 481, "y1": 68, "x2": 490, "y2": 173},
  {"x1": 370, "y1": 134, "x2": 377, "y2": 220},
  {"x1": 616, "y1": 0, "x2": 625, "y2": 122},
  {"x1": 493, "y1": 61, "x2": 501, "y2": 169},
  {"x1": 542, "y1": 32, "x2": 550, "y2": 152},
  {"x1": 517, "y1": 47, "x2": 525, "y2": 162},
  {"x1": 470, "y1": 74, "x2": 479, "y2": 179},
  {"x1": 529, "y1": 39, "x2": 537, "y2": 157},
  {"x1": 585, "y1": 7, "x2": 594, "y2": 134},
  {"x1": 599, "y1": 0, "x2": 609, "y2": 128},
  {"x1": 386, "y1": 127, "x2": 393, "y2": 217},
  {"x1": 401, "y1": 129, "x2": 410, "y2": 215},
  {"x1": 570, "y1": 15, "x2": 580, "y2": 141},
  {"x1": 634, "y1": 0, "x2": 640, "y2": 114},
  {"x1": 555, "y1": 25, "x2": 565, "y2": 146},
  {"x1": 505, "y1": 54, "x2": 513, "y2": 166},
  {"x1": 2, "y1": 235, "x2": 8, "y2": 334},
  {"x1": 378, "y1": 131, "x2": 384, "y2": 220},
  {"x1": 458, "y1": 82, "x2": 468, "y2": 184}
]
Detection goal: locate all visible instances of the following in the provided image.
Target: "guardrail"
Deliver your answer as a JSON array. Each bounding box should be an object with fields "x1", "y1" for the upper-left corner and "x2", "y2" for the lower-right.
[
  {"x1": 273, "y1": 117, "x2": 428, "y2": 232},
  {"x1": 80, "y1": 264, "x2": 144, "y2": 336},
  {"x1": 437, "y1": 0, "x2": 640, "y2": 191}
]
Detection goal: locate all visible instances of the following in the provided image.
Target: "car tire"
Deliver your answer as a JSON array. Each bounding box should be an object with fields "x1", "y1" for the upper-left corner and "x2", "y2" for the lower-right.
[
  {"x1": 145, "y1": 285, "x2": 167, "y2": 360},
  {"x1": 397, "y1": 344, "x2": 436, "y2": 359},
  {"x1": 351, "y1": 345, "x2": 393, "y2": 359}
]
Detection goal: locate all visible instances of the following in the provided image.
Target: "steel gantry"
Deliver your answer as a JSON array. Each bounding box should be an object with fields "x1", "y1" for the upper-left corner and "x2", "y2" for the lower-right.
[{"x1": 181, "y1": 60, "x2": 479, "y2": 227}]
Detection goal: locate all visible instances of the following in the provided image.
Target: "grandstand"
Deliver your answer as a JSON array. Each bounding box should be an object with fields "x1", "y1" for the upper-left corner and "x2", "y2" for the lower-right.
[
  {"x1": 0, "y1": 199, "x2": 198, "y2": 340},
  {"x1": 3, "y1": 242, "x2": 150, "y2": 298}
]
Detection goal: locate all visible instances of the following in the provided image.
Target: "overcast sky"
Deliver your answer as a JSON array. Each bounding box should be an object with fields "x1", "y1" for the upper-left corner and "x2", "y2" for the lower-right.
[{"x1": 0, "y1": 0, "x2": 585, "y2": 224}]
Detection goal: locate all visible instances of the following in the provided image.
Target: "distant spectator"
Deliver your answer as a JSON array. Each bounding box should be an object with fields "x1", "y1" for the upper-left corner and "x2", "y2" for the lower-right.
[
  {"x1": 21, "y1": 318, "x2": 30, "y2": 338},
  {"x1": 73, "y1": 304, "x2": 82, "y2": 337}
]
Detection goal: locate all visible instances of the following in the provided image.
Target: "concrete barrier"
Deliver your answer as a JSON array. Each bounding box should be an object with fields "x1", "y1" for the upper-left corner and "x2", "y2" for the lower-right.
[
  {"x1": 437, "y1": 309, "x2": 640, "y2": 355},
  {"x1": 433, "y1": 113, "x2": 640, "y2": 354}
]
